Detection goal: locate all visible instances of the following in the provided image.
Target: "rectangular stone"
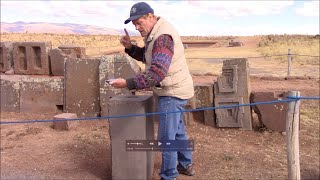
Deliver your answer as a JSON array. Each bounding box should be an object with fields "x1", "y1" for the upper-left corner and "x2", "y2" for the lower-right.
[
  {"x1": 64, "y1": 58, "x2": 100, "y2": 117},
  {"x1": 109, "y1": 95, "x2": 154, "y2": 180},
  {"x1": 20, "y1": 76, "x2": 63, "y2": 113},
  {"x1": 0, "y1": 42, "x2": 13, "y2": 73},
  {"x1": 99, "y1": 54, "x2": 141, "y2": 116},
  {"x1": 215, "y1": 97, "x2": 244, "y2": 128},
  {"x1": 53, "y1": 113, "x2": 78, "y2": 131},
  {"x1": 49, "y1": 48, "x2": 77, "y2": 76},
  {"x1": 13, "y1": 42, "x2": 51, "y2": 75},
  {"x1": 214, "y1": 58, "x2": 252, "y2": 130},
  {"x1": 0, "y1": 75, "x2": 23, "y2": 112},
  {"x1": 185, "y1": 83, "x2": 215, "y2": 127},
  {"x1": 58, "y1": 45, "x2": 86, "y2": 58}
]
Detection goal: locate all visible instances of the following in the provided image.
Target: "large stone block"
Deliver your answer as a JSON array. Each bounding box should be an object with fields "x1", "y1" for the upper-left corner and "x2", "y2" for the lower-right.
[
  {"x1": 0, "y1": 75, "x2": 23, "y2": 112},
  {"x1": 99, "y1": 54, "x2": 141, "y2": 116},
  {"x1": 109, "y1": 95, "x2": 154, "y2": 180},
  {"x1": 49, "y1": 48, "x2": 77, "y2": 76},
  {"x1": 20, "y1": 76, "x2": 63, "y2": 113},
  {"x1": 214, "y1": 58, "x2": 252, "y2": 130},
  {"x1": 58, "y1": 45, "x2": 86, "y2": 58},
  {"x1": 251, "y1": 91, "x2": 289, "y2": 132},
  {"x1": 0, "y1": 42, "x2": 13, "y2": 73},
  {"x1": 13, "y1": 42, "x2": 51, "y2": 75},
  {"x1": 64, "y1": 58, "x2": 100, "y2": 117},
  {"x1": 186, "y1": 83, "x2": 215, "y2": 127},
  {"x1": 215, "y1": 97, "x2": 244, "y2": 127}
]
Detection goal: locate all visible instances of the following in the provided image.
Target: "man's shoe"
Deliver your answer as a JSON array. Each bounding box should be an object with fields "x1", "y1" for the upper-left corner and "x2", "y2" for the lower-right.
[{"x1": 177, "y1": 164, "x2": 195, "y2": 176}]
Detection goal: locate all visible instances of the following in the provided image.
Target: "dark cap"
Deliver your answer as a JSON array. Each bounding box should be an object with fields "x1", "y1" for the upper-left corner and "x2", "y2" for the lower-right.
[{"x1": 124, "y1": 2, "x2": 154, "y2": 24}]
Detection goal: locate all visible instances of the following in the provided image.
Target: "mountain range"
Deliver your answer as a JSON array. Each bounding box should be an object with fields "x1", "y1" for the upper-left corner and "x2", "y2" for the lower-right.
[{"x1": 0, "y1": 21, "x2": 138, "y2": 35}]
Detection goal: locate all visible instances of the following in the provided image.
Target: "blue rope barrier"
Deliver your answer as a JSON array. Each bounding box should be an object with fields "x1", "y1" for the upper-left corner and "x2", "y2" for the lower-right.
[
  {"x1": 287, "y1": 96, "x2": 320, "y2": 100},
  {"x1": 0, "y1": 99, "x2": 294, "y2": 125}
]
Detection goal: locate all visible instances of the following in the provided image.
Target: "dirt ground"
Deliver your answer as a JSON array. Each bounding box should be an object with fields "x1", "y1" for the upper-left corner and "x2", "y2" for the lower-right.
[{"x1": 1, "y1": 75, "x2": 319, "y2": 180}]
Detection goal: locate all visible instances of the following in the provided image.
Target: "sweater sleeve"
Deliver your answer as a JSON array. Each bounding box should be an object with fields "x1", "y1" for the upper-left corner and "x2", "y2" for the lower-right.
[
  {"x1": 125, "y1": 45, "x2": 145, "y2": 63},
  {"x1": 126, "y1": 34, "x2": 174, "y2": 90}
]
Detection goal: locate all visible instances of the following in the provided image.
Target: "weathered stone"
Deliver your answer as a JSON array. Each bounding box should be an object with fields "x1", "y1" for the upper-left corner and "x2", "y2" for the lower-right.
[
  {"x1": 0, "y1": 75, "x2": 23, "y2": 112},
  {"x1": 0, "y1": 42, "x2": 13, "y2": 73},
  {"x1": 215, "y1": 97, "x2": 244, "y2": 127},
  {"x1": 251, "y1": 91, "x2": 289, "y2": 132},
  {"x1": 58, "y1": 45, "x2": 86, "y2": 58},
  {"x1": 109, "y1": 95, "x2": 154, "y2": 180},
  {"x1": 13, "y1": 42, "x2": 51, "y2": 75},
  {"x1": 53, "y1": 113, "x2": 78, "y2": 131},
  {"x1": 49, "y1": 48, "x2": 77, "y2": 76},
  {"x1": 214, "y1": 58, "x2": 252, "y2": 130},
  {"x1": 20, "y1": 76, "x2": 63, "y2": 113},
  {"x1": 99, "y1": 54, "x2": 141, "y2": 116},
  {"x1": 185, "y1": 83, "x2": 215, "y2": 127},
  {"x1": 64, "y1": 58, "x2": 100, "y2": 118}
]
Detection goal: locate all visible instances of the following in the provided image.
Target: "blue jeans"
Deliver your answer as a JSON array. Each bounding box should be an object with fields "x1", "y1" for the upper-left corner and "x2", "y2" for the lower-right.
[{"x1": 158, "y1": 96, "x2": 193, "y2": 180}]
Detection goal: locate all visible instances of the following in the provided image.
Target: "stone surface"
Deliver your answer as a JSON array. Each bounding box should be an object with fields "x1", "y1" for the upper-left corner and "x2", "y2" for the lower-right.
[
  {"x1": 99, "y1": 54, "x2": 141, "y2": 116},
  {"x1": 185, "y1": 83, "x2": 215, "y2": 127},
  {"x1": 0, "y1": 42, "x2": 13, "y2": 73},
  {"x1": 13, "y1": 42, "x2": 51, "y2": 75},
  {"x1": 58, "y1": 45, "x2": 86, "y2": 58},
  {"x1": 64, "y1": 58, "x2": 100, "y2": 118},
  {"x1": 19, "y1": 76, "x2": 63, "y2": 113},
  {"x1": 49, "y1": 48, "x2": 77, "y2": 76},
  {"x1": 108, "y1": 95, "x2": 154, "y2": 180},
  {"x1": 251, "y1": 91, "x2": 289, "y2": 132},
  {"x1": 53, "y1": 113, "x2": 78, "y2": 131},
  {"x1": 0, "y1": 75, "x2": 23, "y2": 112},
  {"x1": 215, "y1": 97, "x2": 244, "y2": 127},
  {"x1": 214, "y1": 58, "x2": 252, "y2": 130}
]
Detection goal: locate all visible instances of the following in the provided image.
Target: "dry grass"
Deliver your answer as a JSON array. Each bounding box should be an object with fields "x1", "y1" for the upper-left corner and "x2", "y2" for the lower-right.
[{"x1": 257, "y1": 34, "x2": 320, "y2": 65}]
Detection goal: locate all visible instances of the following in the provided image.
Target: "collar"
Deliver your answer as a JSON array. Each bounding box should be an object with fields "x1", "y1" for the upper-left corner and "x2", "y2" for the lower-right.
[{"x1": 145, "y1": 17, "x2": 165, "y2": 43}]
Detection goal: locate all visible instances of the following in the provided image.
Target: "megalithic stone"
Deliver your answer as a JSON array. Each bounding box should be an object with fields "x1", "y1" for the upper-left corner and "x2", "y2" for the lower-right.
[
  {"x1": 13, "y1": 42, "x2": 51, "y2": 75},
  {"x1": 214, "y1": 58, "x2": 252, "y2": 130},
  {"x1": 0, "y1": 74, "x2": 23, "y2": 112},
  {"x1": 0, "y1": 42, "x2": 13, "y2": 73},
  {"x1": 19, "y1": 76, "x2": 63, "y2": 113},
  {"x1": 251, "y1": 91, "x2": 289, "y2": 132},
  {"x1": 109, "y1": 95, "x2": 154, "y2": 180},
  {"x1": 99, "y1": 54, "x2": 141, "y2": 116},
  {"x1": 64, "y1": 58, "x2": 100, "y2": 118}
]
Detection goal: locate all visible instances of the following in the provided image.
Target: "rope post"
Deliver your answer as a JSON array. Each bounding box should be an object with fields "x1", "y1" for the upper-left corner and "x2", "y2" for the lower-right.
[
  {"x1": 286, "y1": 91, "x2": 301, "y2": 180},
  {"x1": 287, "y1": 49, "x2": 292, "y2": 77}
]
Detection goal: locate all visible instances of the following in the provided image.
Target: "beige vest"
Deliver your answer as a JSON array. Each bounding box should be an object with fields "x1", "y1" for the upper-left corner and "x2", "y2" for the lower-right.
[{"x1": 144, "y1": 17, "x2": 194, "y2": 99}]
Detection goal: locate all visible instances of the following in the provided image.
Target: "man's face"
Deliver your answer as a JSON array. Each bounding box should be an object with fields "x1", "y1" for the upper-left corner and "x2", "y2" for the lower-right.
[{"x1": 132, "y1": 15, "x2": 153, "y2": 37}]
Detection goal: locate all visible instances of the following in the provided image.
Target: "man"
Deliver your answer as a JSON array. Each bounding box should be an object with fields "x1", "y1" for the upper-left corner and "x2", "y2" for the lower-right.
[{"x1": 110, "y1": 2, "x2": 195, "y2": 180}]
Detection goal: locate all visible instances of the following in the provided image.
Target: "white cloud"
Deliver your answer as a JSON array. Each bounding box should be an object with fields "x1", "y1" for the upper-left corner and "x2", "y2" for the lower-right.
[
  {"x1": 295, "y1": 1, "x2": 320, "y2": 17},
  {"x1": 184, "y1": 1, "x2": 295, "y2": 18}
]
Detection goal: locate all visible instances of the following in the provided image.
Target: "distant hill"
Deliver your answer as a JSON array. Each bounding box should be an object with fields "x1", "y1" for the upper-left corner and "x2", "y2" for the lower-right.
[{"x1": 0, "y1": 21, "x2": 138, "y2": 35}]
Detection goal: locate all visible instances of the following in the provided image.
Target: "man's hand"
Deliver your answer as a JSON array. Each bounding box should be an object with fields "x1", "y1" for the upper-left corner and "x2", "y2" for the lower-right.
[
  {"x1": 120, "y1": 28, "x2": 132, "y2": 49},
  {"x1": 109, "y1": 78, "x2": 127, "y2": 88}
]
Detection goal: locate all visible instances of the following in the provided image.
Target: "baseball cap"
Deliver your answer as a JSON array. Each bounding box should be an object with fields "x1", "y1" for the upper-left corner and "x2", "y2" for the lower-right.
[{"x1": 124, "y1": 2, "x2": 154, "y2": 24}]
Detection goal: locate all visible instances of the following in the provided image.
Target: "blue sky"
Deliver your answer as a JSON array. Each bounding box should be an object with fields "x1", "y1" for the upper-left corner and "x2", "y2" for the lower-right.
[{"x1": 1, "y1": 0, "x2": 319, "y2": 36}]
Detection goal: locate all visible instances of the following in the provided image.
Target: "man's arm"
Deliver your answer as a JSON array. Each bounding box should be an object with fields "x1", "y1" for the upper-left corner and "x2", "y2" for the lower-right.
[
  {"x1": 125, "y1": 45, "x2": 146, "y2": 62},
  {"x1": 126, "y1": 34, "x2": 174, "y2": 90}
]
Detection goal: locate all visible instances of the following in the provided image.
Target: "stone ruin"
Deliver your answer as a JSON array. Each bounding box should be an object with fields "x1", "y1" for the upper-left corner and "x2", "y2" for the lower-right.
[
  {"x1": 228, "y1": 39, "x2": 243, "y2": 47},
  {"x1": 0, "y1": 41, "x2": 290, "y2": 179}
]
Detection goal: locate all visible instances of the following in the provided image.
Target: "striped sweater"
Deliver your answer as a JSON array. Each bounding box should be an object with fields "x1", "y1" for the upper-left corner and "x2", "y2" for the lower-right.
[{"x1": 125, "y1": 34, "x2": 174, "y2": 90}]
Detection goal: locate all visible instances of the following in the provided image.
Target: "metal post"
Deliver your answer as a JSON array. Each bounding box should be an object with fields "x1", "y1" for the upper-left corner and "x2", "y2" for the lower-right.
[
  {"x1": 286, "y1": 91, "x2": 301, "y2": 180},
  {"x1": 287, "y1": 49, "x2": 292, "y2": 77}
]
